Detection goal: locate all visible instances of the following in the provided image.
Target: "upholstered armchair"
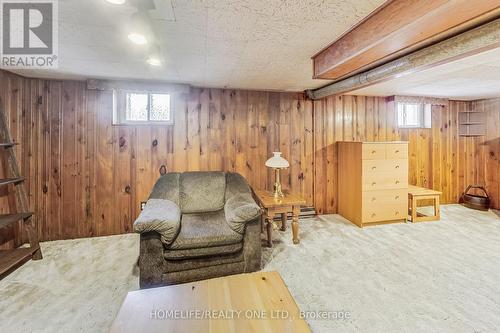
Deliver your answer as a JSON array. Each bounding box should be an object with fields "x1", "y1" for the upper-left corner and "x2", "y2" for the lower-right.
[{"x1": 134, "y1": 171, "x2": 262, "y2": 288}]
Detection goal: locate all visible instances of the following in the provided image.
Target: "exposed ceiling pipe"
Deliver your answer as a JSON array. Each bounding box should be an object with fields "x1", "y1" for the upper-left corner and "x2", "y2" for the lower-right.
[{"x1": 306, "y1": 18, "x2": 500, "y2": 100}]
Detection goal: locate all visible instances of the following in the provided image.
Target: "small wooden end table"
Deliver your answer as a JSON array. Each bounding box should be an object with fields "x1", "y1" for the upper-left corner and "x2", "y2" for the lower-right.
[
  {"x1": 253, "y1": 190, "x2": 306, "y2": 247},
  {"x1": 408, "y1": 185, "x2": 441, "y2": 222}
]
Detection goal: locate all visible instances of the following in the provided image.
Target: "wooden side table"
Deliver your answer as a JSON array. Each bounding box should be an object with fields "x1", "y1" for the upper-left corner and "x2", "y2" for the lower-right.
[
  {"x1": 408, "y1": 185, "x2": 441, "y2": 222},
  {"x1": 254, "y1": 190, "x2": 306, "y2": 247}
]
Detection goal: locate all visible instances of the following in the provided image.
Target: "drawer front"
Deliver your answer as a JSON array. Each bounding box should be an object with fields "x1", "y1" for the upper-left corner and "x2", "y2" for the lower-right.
[
  {"x1": 362, "y1": 143, "x2": 386, "y2": 160},
  {"x1": 386, "y1": 144, "x2": 408, "y2": 159},
  {"x1": 363, "y1": 159, "x2": 407, "y2": 174},
  {"x1": 362, "y1": 189, "x2": 407, "y2": 210},
  {"x1": 363, "y1": 171, "x2": 408, "y2": 190},
  {"x1": 363, "y1": 204, "x2": 407, "y2": 223}
]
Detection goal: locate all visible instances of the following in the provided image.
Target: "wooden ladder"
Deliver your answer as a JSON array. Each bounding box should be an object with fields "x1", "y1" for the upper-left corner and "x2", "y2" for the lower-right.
[{"x1": 0, "y1": 103, "x2": 42, "y2": 279}]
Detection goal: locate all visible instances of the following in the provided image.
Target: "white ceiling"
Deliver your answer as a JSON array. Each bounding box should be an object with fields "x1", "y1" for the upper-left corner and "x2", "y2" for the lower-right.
[
  {"x1": 349, "y1": 47, "x2": 500, "y2": 100},
  {"x1": 6, "y1": 0, "x2": 386, "y2": 91}
]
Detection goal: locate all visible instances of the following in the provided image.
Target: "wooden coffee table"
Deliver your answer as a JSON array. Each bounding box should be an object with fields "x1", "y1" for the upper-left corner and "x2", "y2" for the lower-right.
[
  {"x1": 109, "y1": 271, "x2": 311, "y2": 333},
  {"x1": 254, "y1": 190, "x2": 306, "y2": 247}
]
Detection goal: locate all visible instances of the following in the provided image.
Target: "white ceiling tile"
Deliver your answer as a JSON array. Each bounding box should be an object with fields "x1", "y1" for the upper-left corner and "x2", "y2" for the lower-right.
[{"x1": 14, "y1": 0, "x2": 387, "y2": 91}]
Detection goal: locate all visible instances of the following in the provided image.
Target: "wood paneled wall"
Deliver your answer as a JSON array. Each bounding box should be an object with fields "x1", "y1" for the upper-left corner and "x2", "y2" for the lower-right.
[
  {"x1": 0, "y1": 69, "x2": 498, "y2": 246},
  {"x1": 402, "y1": 100, "x2": 498, "y2": 209},
  {"x1": 470, "y1": 99, "x2": 500, "y2": 208},
  {"x1": 313, "y1": 95, "x2": 500, "y2": 214},
  {"x1": 0, "y1": 70, "x2": 314, "y2": 246},
  {"x1": 313, "y1": 95, "x2": 398, "y2": 213}
]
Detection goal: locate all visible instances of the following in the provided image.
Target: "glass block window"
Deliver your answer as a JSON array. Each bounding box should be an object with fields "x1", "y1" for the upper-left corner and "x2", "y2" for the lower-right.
[
  {"x1": 150, "y1": 94, "x2": 171, "y2": 121},
  {"x1": 126, "y1": 93, "x2": 148, "y2": 121},
  {"x1": 118, "y1": 92, "x2": 172, "y2": 124}
]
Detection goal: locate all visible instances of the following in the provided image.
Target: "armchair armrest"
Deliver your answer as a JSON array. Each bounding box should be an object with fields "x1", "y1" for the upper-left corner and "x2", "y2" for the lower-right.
[
  {"x1": 225, "y1": 173, "x2": 262, "y2": 234},
  {"x1": 133, "y1": 199, "x2": 181, "y2": 245}
]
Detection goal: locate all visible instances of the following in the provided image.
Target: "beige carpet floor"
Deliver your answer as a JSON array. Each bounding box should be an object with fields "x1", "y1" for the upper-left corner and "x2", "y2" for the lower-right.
[{"x1": 1, "y1": 204, "x2": 499, "y2": 333}]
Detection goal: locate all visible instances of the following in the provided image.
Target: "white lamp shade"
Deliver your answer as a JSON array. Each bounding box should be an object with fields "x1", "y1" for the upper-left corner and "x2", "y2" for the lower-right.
[{"x1": 265, "y1": 152, "x2": 289, "y2": 168}]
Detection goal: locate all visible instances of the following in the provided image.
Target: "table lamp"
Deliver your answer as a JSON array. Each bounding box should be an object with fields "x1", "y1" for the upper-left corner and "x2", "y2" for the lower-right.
[{"x1": 265, "y1": 152, "x2": 289, "y2": 198}]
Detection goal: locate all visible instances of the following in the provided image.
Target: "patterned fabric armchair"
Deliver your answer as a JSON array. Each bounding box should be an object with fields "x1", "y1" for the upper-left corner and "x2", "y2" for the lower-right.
[{"x1": 134, "y1": 171, "x2": 262, "y2": 288}]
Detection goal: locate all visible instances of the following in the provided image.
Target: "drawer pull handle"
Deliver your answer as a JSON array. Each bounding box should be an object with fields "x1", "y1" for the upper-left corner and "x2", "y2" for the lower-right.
[
  {"x1": 371, "y1": 150, "x2": 376, "y2": 154},
  {"x1": 395, "y1": 211, "x2": 399, "y2": 215},
  {"x1": 371, "y1": 197, "x2": 376, "y2": 202},
  {"x1": 395, "y1": 180, "x2": 400, "y2": 184},
  {"x1": 371, "y1": 166, "x2": 377, "y2": 170},
  {"x1": 371, "y1": 213, "x2": 376, "y2": 217},
  {"x1": 395, "y1": 195, "x2": 399, "y2": 199},
  {"x1": 372, "y1": 182, "x2": 376, "y2": 186},
  {"x1": 395, "y1": 150, "x2": 400, "y2": 153},
  {"x1": 395, "y1": 165, "x2": 400, "y2": 169}
]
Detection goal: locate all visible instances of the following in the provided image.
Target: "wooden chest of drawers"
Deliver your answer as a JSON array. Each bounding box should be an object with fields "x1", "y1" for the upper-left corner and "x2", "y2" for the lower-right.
[{"x1": 338, "y1": 141, "x2": 409, "y2": 228}]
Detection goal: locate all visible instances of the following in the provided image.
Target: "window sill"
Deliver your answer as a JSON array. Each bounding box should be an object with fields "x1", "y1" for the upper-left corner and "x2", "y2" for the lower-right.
[
  {"x1": 112, "y1": 122, "x2": 174, "y2": 127},
  {"x1": 398, "y1": 126, "x2": 431, "y2": 129}
]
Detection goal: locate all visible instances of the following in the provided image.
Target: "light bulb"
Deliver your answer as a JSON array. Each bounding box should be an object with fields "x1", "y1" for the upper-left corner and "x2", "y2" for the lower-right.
[
  {"x1": 147, "y1": 57, "x2": 162, "y2": 66},
  {"x1": 128, "y1": 33, "x2": 147, "y2": 45},
  {"x1": 106, "y1": 0, "x2": 126, "y2": 4}
]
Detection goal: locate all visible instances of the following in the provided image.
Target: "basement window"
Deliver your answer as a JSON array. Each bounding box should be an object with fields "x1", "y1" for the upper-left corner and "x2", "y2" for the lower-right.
[
  {"x1": 114, "y1": 91, "x2": 172, "y2": 125},
  {"x1": 397, "y1": 102, "x2": 431, "y2": 128}
]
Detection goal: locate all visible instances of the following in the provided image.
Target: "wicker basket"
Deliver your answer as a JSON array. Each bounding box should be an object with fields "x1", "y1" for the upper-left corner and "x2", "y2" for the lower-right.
[{"x1": 460, "y1": 185, "x2": 490, "y2": 211}]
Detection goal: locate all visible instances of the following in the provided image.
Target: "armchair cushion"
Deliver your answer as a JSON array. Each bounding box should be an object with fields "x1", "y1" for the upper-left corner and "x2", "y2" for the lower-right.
[
  {"x1": 179, "y1": 172, "x2": 226, "y2": 213},
  {"x1": 224, "y1": 173, "x2": 261, "y2": 234},
  {"x1": 169, "y1": 210, "x2": 243, "y2": 250},
  {"x1": 148, "y1": 173, "x2": 180, "y2": 205},
  {"x1": 164, "y1": 242, "x2": 243, "y2": 260},
  {"x1": 133, "y1": 199, "x2": 181, "y2": 245}
]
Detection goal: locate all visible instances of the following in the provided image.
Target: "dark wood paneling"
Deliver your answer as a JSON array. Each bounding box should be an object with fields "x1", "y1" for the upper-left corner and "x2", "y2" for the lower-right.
[
  {"x1": 0, "y1": 70, "x2": 314, "y2": 246},
  {"x1": 314, "y1": 96, "x2": 401, "y2": 213},
  {"x1": 314, "y1": 96, "x2": 500, "y2": 213},
  {"x1": 0, "y1": 69, "x2": 498, "y2": 247},
  {"x1": 470, "y1": 99, "x2": 500, "y2": 209}
]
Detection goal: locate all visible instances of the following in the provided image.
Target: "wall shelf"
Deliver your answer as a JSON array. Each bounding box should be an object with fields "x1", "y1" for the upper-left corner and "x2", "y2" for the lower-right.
[{"x1": 458, "y1": 111, "x2": 486, "y2": 137}]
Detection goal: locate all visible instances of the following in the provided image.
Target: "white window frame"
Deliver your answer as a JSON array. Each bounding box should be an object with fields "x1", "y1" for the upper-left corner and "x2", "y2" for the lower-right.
[
  {"x1": 113, "y1": 90, "x2": 174, "y2": 125},
  {"x1": 397, "y1": 102, "x2": 432, "y2": 129}
]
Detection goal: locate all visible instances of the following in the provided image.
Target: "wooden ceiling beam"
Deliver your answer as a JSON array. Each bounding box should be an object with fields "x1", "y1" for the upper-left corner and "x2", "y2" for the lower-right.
[{"x1": 312, "y1": 0, "x2": 500, "y2": 80}]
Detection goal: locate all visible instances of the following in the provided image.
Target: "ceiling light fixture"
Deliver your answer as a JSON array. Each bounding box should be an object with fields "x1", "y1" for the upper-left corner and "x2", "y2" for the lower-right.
[
  {"x1": 105, "y1": 0, "x2": 126, "y2": 4},
  {"x1": 128, "y1": 33, "x2": 147, "y2": 45},
  {"x1": 147, "y1": 57, "x2": 162, "y2": 66}
]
